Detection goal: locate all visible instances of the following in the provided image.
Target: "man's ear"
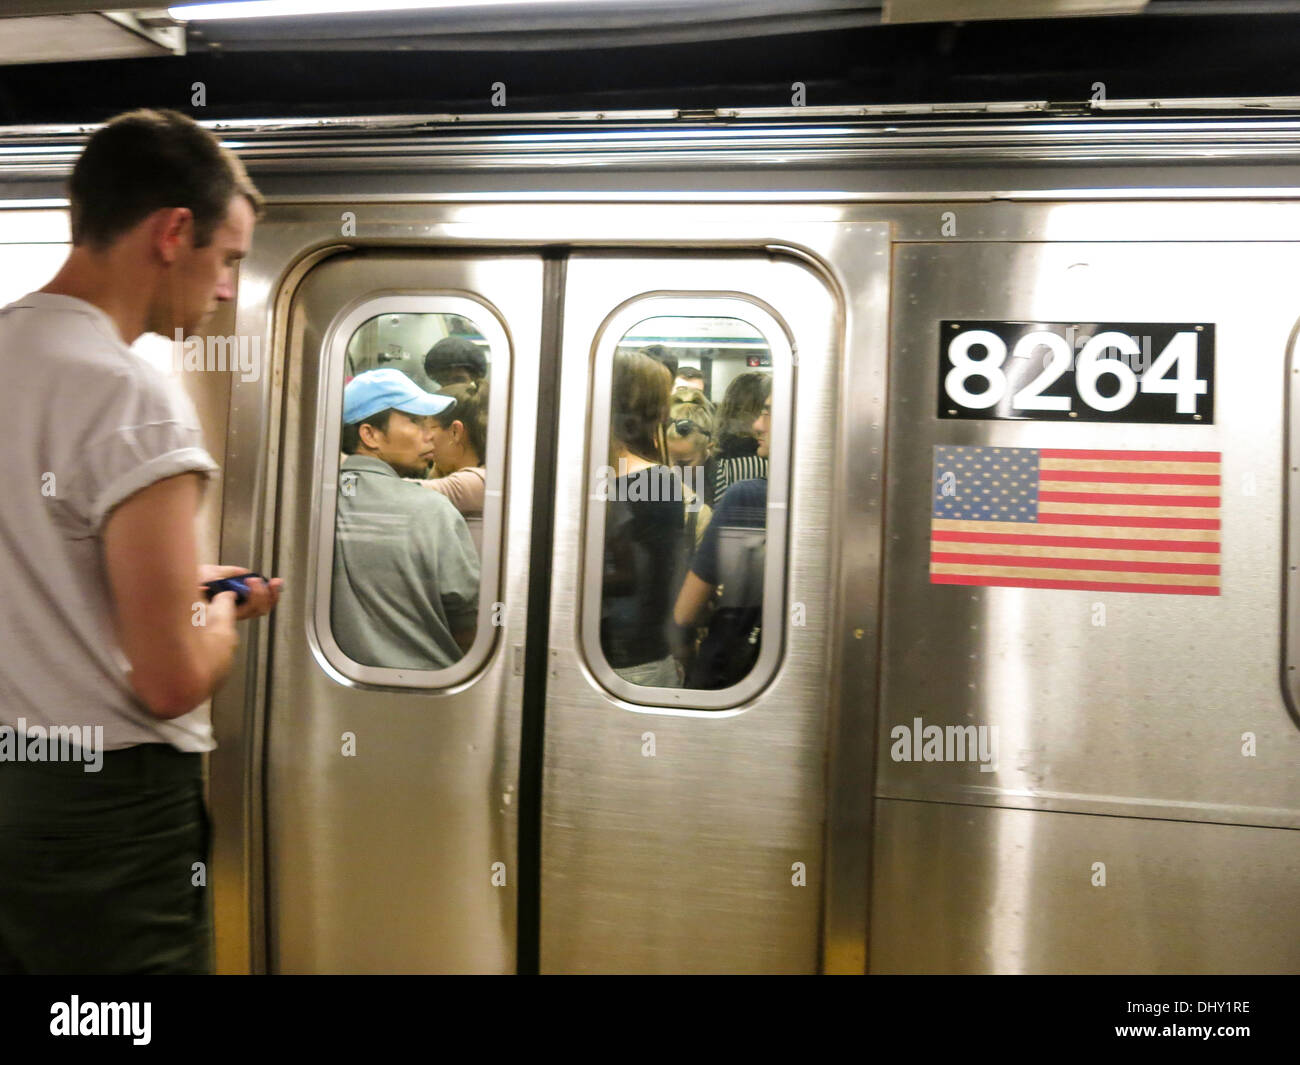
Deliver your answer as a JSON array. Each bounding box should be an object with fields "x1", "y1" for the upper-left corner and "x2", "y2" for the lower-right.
[
  {"x1": 357, "y1": 421, "x2": 382, "y2": 449},
  {"x1": 151, "y1": 207, "x2": 194, "y2": 265}
]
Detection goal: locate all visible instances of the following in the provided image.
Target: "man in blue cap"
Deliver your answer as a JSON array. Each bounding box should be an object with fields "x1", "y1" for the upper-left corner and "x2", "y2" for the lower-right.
[{"x1": 333, "y1": 369, "x2": 480, "y2": 670}]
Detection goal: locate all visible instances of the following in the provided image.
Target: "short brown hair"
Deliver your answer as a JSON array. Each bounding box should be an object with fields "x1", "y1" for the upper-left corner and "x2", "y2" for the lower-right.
[{"x1": 69, "y1": 109, "x2": 264, "y2": 249}]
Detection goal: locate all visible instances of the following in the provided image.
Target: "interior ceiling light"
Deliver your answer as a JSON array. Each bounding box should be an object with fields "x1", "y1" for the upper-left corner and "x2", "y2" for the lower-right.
[{"x1": 169, "y1": 0, "x2": 622, "y2": 18}]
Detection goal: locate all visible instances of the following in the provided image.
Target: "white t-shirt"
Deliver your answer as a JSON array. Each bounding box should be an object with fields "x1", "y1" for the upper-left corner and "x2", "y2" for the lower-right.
[{"x1": 0, "y1": 292, "x2": 221, "y2": 751}]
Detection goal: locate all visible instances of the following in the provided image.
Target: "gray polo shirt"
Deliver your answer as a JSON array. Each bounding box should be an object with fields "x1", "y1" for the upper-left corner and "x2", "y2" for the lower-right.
[
  {"x1": 0, "y1": 292, "x2": 220, "y2": 752},
  {"x1": 332, "y1": 454, "x2": 480, "y2": 670}
]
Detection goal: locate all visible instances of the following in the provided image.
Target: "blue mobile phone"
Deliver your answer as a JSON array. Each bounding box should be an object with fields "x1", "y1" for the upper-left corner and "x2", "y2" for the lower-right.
[{"x1": 202, "y1": 572, "x2": 266, "y2": 606}]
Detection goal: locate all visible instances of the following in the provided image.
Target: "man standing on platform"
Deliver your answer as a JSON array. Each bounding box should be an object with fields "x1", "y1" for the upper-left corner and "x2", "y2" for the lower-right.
[{"x1": 0, "y1": 110, "x2": 281, "y2": 974}]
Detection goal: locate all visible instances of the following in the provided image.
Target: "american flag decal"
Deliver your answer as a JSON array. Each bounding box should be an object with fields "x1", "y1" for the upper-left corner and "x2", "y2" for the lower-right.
[{"x1": 931, "y1": 445, "x2": 1221, "y2": 596}]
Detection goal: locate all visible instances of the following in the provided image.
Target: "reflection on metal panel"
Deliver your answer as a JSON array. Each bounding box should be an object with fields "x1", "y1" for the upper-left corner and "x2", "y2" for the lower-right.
[
  {"x1": 870, "y1": 798, "x2": 1300, "y2": 973},
  {"x1": 883, "y1": 0, "x2": 1146, "y2": 23},
  {"x1": 265, "y1": 252, "x2": 542, "y2": 973},
  {"x1": 541, "y1": 253, "x2": 841, "y2": 973},
  {"x1": 882, "y1": 240, "x2": 1300, "y2": 829}
]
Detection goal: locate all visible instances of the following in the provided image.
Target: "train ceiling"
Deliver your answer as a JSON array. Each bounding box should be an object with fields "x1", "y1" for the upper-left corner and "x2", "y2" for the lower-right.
[{"x1": 2, "y1": 1, "x2": 1300, "y2": 122}]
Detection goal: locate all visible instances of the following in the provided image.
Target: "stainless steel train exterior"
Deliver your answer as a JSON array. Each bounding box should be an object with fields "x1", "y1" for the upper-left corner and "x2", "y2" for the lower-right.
[{"x1": 1, "y1": 104, "x2": 1297, "y2": 974}]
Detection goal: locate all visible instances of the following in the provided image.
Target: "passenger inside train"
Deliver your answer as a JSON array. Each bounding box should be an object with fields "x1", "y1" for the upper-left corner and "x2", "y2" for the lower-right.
[
  {"x1": 333, "y1": 368, "x2": 480, "y2": 670},
  {"x1": 674, "y1": 365, "x2": 707, "y2": 395},
  {"x1": 705, "y1": 371, "x2": 770, "y2": 508},
  {"x1": 600, "y1": 350, "x2": 687, "y2": 687},
  {"x1": 597, "y1": 322, "x2": 772, "y2": 691},
  {"x1": 425, "y1": 334, "x2": 488, "y2": 387},
  {"x1": 666, "y1": 391, "x2": 715, "y2": 548},
  {"x1": 420, "y1": 380, "x2": 490, "y2": 557},
  {"x1": 675, "y1": 383, "x2": 771, "y2": 690},
  {"x1": 667, "y1": 390, "x2": 715, "y2": 477},
  {"x1": 639, "y1": 342, "x2": 679, "y2": 387},
  {"x1": 671, "y1": 382, "x2": 715, "y2": 413}
]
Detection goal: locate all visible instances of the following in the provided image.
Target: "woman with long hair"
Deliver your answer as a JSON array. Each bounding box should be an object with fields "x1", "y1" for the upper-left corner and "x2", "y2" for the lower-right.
[{"x1": 600, "y1": 351, "x2": 684, "y2": 687}]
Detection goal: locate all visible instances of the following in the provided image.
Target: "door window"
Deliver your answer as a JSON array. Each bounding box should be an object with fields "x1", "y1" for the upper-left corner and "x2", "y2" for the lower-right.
[
  {"x1": 583, "y1": 297, "x2": 794, "y2": 709},
  {"x1": 313, "y1": 295, "x2": 509, "y2": 688}
]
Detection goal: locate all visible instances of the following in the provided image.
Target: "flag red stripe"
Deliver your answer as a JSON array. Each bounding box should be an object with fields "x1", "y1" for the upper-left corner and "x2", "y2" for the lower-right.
[
  {"x1": 930, "y1": 530, "x2": 1220, "y2": 553},
  {"x1": 1038, "y1": 513, "x2": 1220, "y2": 529},
  {"x1": 1039, "y1": 449, "x2": 1220, "y2": 462},
  {"x1": 1038, "y1": 490, "x2": 1220, "y2": 507},
  {"x1": 931, "y1": 551, "x2": 1220, "y2": 575},
  {"x1": 1039, "y1": 469, "x2": 1220, "y2": 485},
  {"x1": 931, "y1": 573, "x2": 1219, "y2": 595}
]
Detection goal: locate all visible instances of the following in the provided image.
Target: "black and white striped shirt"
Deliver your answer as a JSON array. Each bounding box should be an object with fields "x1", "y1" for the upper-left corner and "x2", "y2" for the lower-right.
[{"x1": 711, "y1": 452, "x2": 768, "y2": 507}]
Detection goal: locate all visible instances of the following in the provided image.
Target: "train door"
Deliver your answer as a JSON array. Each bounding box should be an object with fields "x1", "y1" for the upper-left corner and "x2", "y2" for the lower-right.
[
  {"x1": 264, "y1": 251, "x2": 544, "y2": 973},
  {"x1": 259, "y1": 245, "x2": 843, "y2": 974},
  {"x1": 538, "y1": 252, "x2": 841, "y2": 973}
]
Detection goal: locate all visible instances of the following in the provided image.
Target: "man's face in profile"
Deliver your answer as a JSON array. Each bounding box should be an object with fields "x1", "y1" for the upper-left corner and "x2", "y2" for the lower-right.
[
  {"x1": 154, "y1": 194, "x2": 255, "y2": 337},
  {"x1": 362, "y1": 410, "x2": 436, "y2": 479}
]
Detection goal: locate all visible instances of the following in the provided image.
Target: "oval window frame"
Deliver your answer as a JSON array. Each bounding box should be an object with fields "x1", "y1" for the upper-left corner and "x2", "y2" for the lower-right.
[
  {"x1": 581, "y1": 293, "x2": 795, "y2": 711},
  {"x1": 308, "y1": 292, "x2": 511, "y2": 691}
]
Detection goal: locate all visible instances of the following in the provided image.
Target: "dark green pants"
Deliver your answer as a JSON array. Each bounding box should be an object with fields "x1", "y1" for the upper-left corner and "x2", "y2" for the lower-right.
[{"x1": 0, "y1": 743, "x2": 212, "y2": 974}]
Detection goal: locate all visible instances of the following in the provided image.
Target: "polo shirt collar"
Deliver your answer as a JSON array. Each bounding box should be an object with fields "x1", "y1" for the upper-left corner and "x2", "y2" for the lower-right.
[{"x1": 341, "y1": 454, "x2": 401, "y2": 479}]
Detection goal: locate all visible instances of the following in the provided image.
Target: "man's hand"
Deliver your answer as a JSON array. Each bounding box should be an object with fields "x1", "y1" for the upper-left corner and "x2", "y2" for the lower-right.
[
  {"x1": 105, "y1": 474, "x2": 246, "y2": 718},
  {"x1": 199, "y1": 564, "x2": 283, "y2": 621}
]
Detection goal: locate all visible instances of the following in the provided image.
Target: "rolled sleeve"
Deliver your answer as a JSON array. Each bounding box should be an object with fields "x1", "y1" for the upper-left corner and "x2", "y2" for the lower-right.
[
  {"x1": 88, "y1": 424, "x2": 219, "y2": 532},
  {"x1": 72, "y1": 369, "x2": 220, "y2": 534}
]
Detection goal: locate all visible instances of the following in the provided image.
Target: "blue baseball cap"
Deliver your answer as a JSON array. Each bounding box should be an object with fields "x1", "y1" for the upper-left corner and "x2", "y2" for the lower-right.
[{"x1": 343, "y1": 368, "x2": 455, "y2": 425}]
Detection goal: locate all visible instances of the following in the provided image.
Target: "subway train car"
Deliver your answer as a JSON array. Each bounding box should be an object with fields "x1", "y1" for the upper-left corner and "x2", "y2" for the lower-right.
[{"x1": 1, "y1": 101, "x2": 1297, "y2": 974}]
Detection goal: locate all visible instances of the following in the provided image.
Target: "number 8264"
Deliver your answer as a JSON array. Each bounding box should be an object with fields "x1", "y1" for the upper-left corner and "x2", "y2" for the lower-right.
[{"x1": 938, "y1": 322, "x2": 1214, "y2": 423}]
